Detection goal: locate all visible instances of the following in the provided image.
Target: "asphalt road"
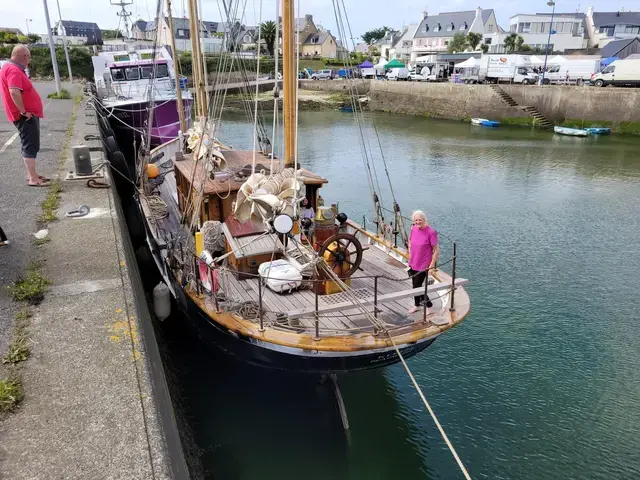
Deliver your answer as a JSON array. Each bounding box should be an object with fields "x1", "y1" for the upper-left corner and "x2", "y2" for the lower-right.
[{"x1": 0, "y1": 81, "x2": 77, "y2": 356}]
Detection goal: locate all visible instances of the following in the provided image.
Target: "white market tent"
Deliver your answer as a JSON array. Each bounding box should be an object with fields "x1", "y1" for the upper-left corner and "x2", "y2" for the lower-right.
[
  {"x1": 456, "y1": 57, "x2": 477, "y2": 68},
  {"x1": 529, "y1": 55, "x2": 545, "y2": 65},
  {"x1": 549, "y1": 55, "x2": 567, "y2": 64}
]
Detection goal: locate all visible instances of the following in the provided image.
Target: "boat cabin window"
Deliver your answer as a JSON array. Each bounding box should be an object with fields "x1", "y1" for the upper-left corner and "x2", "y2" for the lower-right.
[
  {"x1": 110, "y1": 67, "x2": 126, "y2": 81},
  {"x1": 125, "y1": 67, "x2": 140, "y2": 80},
  {"x1": 140, "y1": 64, "x2": 169, "y2": 79}
]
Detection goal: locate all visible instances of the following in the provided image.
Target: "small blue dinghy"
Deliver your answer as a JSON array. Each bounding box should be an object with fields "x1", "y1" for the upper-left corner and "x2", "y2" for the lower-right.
[
  {"x1": 471, "y1": 118, "x2": 500, "y2": 128},
  {"x1": 585, "y1": 127, "x2": 611, "y2": 135}
]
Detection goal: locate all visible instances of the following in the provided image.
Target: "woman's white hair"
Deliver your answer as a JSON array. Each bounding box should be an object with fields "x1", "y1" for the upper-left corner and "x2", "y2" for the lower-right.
[{"x1": 411, "y1": 210, "x2": 429, "y2": 225}]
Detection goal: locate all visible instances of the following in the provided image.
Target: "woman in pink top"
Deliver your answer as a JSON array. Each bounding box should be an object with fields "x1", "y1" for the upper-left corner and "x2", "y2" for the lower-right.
[{"x1": 407, "y1": 210, "x2": 440, "y2": 315}]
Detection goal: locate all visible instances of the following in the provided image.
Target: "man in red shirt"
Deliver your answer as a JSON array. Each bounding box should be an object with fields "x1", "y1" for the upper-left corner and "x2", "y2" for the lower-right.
[{"x1": 0, "y1": 44, "x2": 49, "y2": 187}]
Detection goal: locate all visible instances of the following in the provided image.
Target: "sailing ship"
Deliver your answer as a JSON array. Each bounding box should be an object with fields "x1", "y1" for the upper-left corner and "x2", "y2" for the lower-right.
[{"x1": 95, "y1": 0, "x2": 470, "y2": 373}]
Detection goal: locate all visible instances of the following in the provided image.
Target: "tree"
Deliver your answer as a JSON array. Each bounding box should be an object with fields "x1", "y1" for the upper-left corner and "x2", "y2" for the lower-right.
[
  {"x1": 27, "y1": 33, "x2": 41, "y2": 44},
  {"x1": 480, "y1": 43, "x2": 489, "y2": 53},
  {"x1": 362, "y1": 27, "x2": 390, "y2": 45},
  {"x1": 17, "y1": 35, "x2": 29, "y2": 44},
  {"x1": 467, "y1": 32, "x2": 482, "y2": 51},
  {"x1": 101, "y1": 29, "x2": 123, "y2": 40},
  {"x1": 0, "y1": 32, "x2": 19, "y2": 44},
  {"x1": 260, "y1": 20, "x2": 277, "y2": 56},
  {"x1": 519, "y1": 44, "x2": 532, "y2": 52},
  {"x1": 503, "y1": 33, "x2": 524, "y2": 53},
  {"x1": 447, "y1": 33, "x2": 468, "y2": 53}
]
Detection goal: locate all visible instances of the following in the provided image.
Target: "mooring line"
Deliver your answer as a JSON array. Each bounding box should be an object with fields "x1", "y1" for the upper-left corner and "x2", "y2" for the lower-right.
[{"x1": 388, "y1": 335, "x2": 472, "y2": 480}]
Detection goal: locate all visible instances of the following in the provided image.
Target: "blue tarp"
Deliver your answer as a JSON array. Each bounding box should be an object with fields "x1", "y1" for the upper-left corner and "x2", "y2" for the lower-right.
[
  {"x1": 358, "y1": 60, "x2": 374, "y2": 68},
  {"x1": 601, "y1": 56, "x2": 620, "y2": 67}
]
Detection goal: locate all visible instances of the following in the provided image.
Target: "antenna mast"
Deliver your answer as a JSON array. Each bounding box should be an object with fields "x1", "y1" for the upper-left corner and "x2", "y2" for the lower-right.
[{"x1": 111, "y1": 0, "x2": 134, "y2": 39}]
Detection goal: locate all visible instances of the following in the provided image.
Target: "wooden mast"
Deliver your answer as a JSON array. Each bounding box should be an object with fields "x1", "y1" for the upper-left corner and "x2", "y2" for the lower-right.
[
  {"x1": 282, "y1": 0, "x2": 296, "y2": 167},
  {"x1": 187, "y1": 0, "x2": 205, "y2": 118},
  {"x1": 165, "y1": 0, "x2": 187, "y2": 133}
]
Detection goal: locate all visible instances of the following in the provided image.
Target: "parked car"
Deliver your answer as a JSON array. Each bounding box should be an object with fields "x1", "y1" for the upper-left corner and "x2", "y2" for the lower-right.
[
  {"x1": 386, "y1": 67, "x2": 409, "y2": 81},
  {"x1": 311, "y1": 69, "x2": 335, "y2": 80}
]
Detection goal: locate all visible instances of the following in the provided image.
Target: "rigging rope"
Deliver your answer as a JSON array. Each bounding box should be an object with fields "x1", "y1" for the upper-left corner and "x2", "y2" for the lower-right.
[
  {"x1": 270, "y1": 0, "x2": 281, "y2": 175},
  {"x1": 251, "y1": 0, "x2": 264, "y2": 174}
]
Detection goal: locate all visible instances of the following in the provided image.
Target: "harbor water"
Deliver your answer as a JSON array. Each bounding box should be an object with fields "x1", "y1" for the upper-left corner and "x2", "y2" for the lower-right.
[{"x1": 157, "y1": 112, "x2": 640, "y2": 479}]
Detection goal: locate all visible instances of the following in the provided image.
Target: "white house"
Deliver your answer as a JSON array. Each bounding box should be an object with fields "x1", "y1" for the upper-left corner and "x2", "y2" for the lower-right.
[
  {"x1": 411, "y1": 8, "x2": 499, "y2": 62},
  {"x1": 374, "y1": 30, "x2": 402, "y2": 59},
  {"x1": 131, "y1": 17, "x2": 224, "y2": 53},
  {"x1": 389, "y1": 24, "x2": 419, "y2": 61},
  {"x1": 486, "y1": 12, "x2": 588, "y2": 53},
  {"x1": 586, "y1": 8, "x2": 640, "y2": 48}
]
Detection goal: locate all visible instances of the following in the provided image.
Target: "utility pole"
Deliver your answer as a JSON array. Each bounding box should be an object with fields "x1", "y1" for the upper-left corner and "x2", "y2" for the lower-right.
[
  {"x1": 42, "y1": 0, "x2": 62, "y2": 96},
  {"x1": 55, "y1": 0, "x2": 73, "y2": 83}
]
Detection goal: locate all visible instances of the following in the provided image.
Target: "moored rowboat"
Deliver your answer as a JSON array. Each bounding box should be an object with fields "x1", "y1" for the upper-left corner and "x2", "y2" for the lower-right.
[{"x1": 554, "y1": 126, "x2": 589, "y2": 137}]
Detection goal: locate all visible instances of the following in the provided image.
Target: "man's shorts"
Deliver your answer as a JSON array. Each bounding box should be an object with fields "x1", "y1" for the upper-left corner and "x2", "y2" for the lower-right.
[{"x1": 12, "y1": 116, "x2": 40, "y2": 158}]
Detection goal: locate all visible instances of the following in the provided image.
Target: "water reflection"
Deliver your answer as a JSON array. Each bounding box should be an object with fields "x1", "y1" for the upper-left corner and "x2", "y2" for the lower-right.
[{"x1": 155, "y1": 111, "x2": 640, "y2": 480}]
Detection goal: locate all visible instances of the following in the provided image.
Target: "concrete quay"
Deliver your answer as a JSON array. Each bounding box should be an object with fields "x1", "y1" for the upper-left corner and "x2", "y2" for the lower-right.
[{"x1": 0, "y1": 83, "x2": 188, "y2": 479}]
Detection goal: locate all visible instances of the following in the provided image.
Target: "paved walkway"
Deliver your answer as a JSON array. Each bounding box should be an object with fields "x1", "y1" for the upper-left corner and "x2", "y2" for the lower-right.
[{"x1": 0, "y1": 83, "x2": 186, "y2": 479}]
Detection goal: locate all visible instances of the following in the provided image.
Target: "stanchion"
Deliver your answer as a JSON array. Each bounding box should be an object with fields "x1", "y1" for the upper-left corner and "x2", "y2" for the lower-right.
[{"x1": 449, "y1": 242, "x2": 457, "y2": 312}]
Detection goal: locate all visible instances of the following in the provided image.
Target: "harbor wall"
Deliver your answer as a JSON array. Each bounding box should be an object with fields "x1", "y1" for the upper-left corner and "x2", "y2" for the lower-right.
[
  {"x1": 299, "y1": 79, "x2": 370, "y2": 95},
  {"x1": 500, "y1": 85, "x2": 640, "y2": 123},
  {"x1": 299, "y1": 79, "x2": 640, "y2": 131},
  {"x1": 366, "y1": 82, "x2": 528, "y2": 121}
]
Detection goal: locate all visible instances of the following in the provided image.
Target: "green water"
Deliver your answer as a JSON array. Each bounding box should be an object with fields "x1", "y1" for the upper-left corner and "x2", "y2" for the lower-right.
[{"x1": 162, "y1": 112, "x2": 640, "y2": 479}]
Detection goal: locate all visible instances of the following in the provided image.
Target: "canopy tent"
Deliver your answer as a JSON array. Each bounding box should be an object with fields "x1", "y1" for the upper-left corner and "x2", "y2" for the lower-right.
[
  {"x1": 601, "y1": 56, "x2": 620, "y2": 67},
  {"x1": 549, "y1": 55, "x2": 566, "y2": 64},
  {"x1": 384, "y1": 58, "x2": 405, "y2": 69},
  {"x1": 529, "y1": 55, "x2": 545, "y2": 65},
  {"x1": 374, "y1": 58, "x2": 388, "y2": 68},
  {"x1": 358, "y1": 60, "x2": 374, "y2": 68},
  {"x1": 456, "y1": 57, "x2": 477, "y2": 68}
]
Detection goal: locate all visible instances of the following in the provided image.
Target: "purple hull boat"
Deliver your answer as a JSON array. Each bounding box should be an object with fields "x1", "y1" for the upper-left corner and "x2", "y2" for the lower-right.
[{"x1": 110, "y1": 98, "x2": 194, "y2": 147}]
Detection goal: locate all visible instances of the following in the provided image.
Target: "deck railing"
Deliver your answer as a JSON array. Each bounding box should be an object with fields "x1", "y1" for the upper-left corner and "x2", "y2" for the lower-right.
[{"x1": 183, "y1": 225, "x2": 460, "y2": 338}]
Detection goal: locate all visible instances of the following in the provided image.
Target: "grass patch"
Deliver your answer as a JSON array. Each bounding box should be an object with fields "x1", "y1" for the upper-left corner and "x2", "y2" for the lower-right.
[
  {"x1": 3, "y1": 308, "x2": 32, "y2": 365},
  {"x1": 38, "y1": 179, "x2": 63, "y2": 224},
  {"x1": 0, "y1": 378, "x2": 24, "y2": 412},
  {"x1": 47, "y1": 88, "x2": 71, "y2": 99},
  {"x1": 501, "y1": 117, "x2": 537, "y2": 127},
  {"x1": 8, "y1": 266, "x2": 49, "y2": 304},
  {"x1": 299, "y1": 59, "x2": 326, "y2": 72},
  {"x1": 33, "y1": 237, "x2": 50, "y2": 246},
  {"x1": 327, "y1": 92, "x2": 351, "y2": 103}
]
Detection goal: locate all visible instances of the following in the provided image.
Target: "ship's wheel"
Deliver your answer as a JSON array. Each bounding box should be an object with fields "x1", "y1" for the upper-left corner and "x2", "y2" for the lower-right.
[{"x1": 318, "y1": 233, "x2": 363, "y2": 278}]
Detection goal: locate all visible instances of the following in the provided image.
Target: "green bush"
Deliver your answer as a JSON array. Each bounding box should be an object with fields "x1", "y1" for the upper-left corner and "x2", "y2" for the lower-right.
[
  {"x1": 178, "y1": 53, "x2": 276, "y2": 77},
  {"x1": 0, "y1": 46, "x2": 94, "y2": 80}
]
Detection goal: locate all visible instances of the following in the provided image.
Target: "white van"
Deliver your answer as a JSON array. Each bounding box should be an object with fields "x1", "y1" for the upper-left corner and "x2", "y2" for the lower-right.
[
  {"x1": 386, "y1": 67, "x2": 409, "y2": 81},
  {"x1": 591, "y1": 59, "x2": 640, "y2": 87},
  {"x1": 543, "y1": 59, "x2": 601, "y2": 85}
]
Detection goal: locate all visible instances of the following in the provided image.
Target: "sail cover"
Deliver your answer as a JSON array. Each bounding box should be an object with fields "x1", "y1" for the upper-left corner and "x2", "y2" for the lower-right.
[{"x1": 234, "y1": 168, "x2": 303, "y2": 227}]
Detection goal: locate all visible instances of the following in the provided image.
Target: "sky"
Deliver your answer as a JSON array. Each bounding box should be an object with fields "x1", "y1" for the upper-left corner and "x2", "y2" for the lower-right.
[{"x1": 6, "y1": 0, "x2": 640, "y2": 42}]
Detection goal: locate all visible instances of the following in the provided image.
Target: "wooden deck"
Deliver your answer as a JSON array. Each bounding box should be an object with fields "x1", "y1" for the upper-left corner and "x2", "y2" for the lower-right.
[{"x1": 141, "y1": 147, "x2": 463, "y2": 338}]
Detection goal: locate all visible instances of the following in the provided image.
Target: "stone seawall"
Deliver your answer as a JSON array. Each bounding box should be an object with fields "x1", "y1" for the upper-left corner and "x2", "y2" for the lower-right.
[
  {"x1": 500, "y1": 85, "x2": 640, "y2": 123},
  {"x1": 299, "y1": 79, "x2": 370, "y2": 95},
  {"x1": 367, "y1": 81, "x2": 528, "y2": 121}
]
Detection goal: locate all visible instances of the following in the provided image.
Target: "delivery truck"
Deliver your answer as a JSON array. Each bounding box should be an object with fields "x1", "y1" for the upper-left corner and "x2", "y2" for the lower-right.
[{"x1": 477, "y1": 55, "x2": 539, "y2": 84}]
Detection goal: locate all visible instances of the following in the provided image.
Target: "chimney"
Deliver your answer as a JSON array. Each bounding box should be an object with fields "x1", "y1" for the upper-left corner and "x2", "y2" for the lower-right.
[
  {"x1": 423, "y1": 10, "x2": 428, "y2": 19},
  {"x1": 476, "y1": 6, "x2": 483, "y2": 19}
]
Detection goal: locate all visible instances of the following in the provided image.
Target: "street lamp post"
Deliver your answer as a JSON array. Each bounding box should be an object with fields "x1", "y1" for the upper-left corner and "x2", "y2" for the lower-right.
[
  {"x1": 541, "y1": 0, "x2": 556, "y2": 85},
  {"x1": 25, "y1": 18, "x2": 33, "y2": 35}
]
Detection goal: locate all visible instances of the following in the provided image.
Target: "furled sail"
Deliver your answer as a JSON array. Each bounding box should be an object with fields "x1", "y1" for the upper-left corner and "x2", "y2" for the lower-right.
[
  {"x1": 186, "y1": 118, "x2": 226, "y2": 170},
  {"x1": 234, "y1": 168, "x2": 302, "y2": 227}
]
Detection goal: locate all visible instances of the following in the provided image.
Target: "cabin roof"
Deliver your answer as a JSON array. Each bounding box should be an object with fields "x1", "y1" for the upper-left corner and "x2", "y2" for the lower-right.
[{"x1": 173, "y1": 150, "x2": 327, "y2": 196}]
